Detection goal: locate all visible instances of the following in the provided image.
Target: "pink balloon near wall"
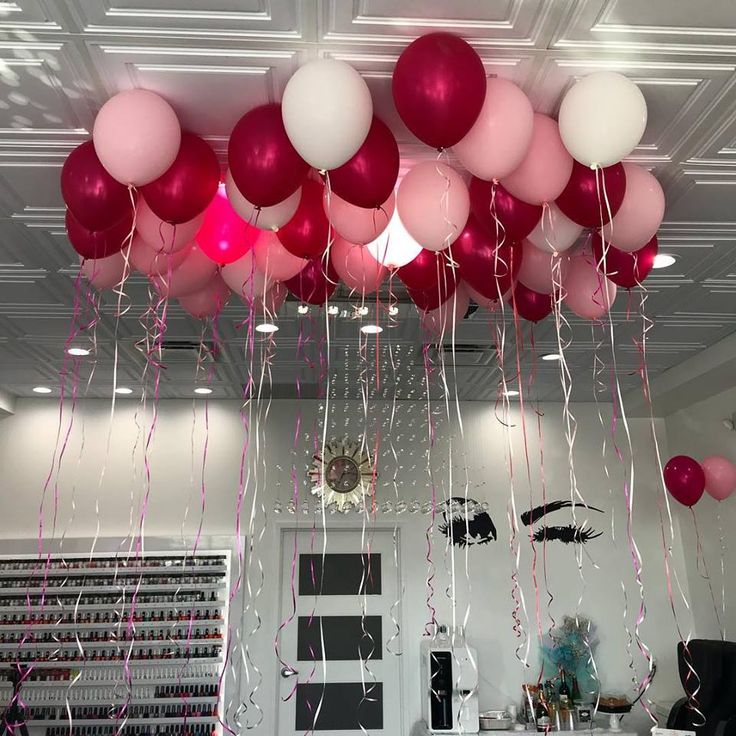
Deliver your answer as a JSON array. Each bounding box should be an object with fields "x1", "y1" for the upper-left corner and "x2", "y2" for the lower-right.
[
  {"x1": 324, "y1": 191, "x2": 395, "y2": 245},
  {"x1": 421, "y1": 284, "x2": 470, "y2": 338},
  {"x1": 80, "y1": 251, "x2": 127, "y2": 290},
  {"x1": 129, "y1": 234, "x2": 190, "y2": 276},
  {"x1": 601, "y1": 163, "x2": 665, "y2": 252},
  {"x1": 93, "y1": 89, "x2": 181, "y2": 186},
  {"x1": 453, "y1": 78, "x2": 535, "y2": 181},
  {"x1": 664, "y1": 455, "x2": 705, "y2": 507},
  {"x1": 702, "y1": 456, "x2": 736, "y2": 501},
  {"x1": 330, "y1": 237, "x2": 388, "y2": 294},
  {"x1": 179, "y1": 274, "x2": 231, "y2": 319},
  {"x1": 220, "y1": 250, "x2": 271, "y2": 303},
  {"x1": 136, "y1": 198, "x2": 203, "y2": 254},
  {"x1": 517, "y1": 238, "x2": 567, "y2": 295},
  {"x1": 500, "y1": 114, "x2": 573, "y2": 206},
  {"x1": 397, "y1": 161, "x2": 469, "y2": 252},
  {"x1": 253, "y1": 230, "x2": 307, "y2": 282},
  {"x1": 563, "y1": 253, "x2": 617, "y2": 320},
  {"x1": 150, "y1": 244, "x2": 217, "y2": 298}
]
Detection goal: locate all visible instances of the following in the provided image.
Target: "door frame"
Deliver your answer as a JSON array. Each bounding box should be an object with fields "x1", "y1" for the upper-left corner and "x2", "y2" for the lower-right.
[{"x1": 273, "y1": 520, "x2": 406, "y2": 736}]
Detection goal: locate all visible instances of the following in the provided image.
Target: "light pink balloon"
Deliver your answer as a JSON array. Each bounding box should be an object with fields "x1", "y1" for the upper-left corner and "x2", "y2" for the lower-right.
[
  {"x1": 179, "y1": 274, "x2": 231, "y2": 319},
  {"x1": 466, "y1": 282, "x2": 510, "y2": 310},
  {"x1": 527, "y1": 203, "x2": 583, "y2": 254},
  {"x1": 93, "y1": 89, "x2": 181, "y2": 186},
  {"x1": 453, "y1": 78, "x2": 534, "y2": 181},
  {"x1": 501, "y1": 113, "x2": 573, "y2": 205},
  {"x1": 421, "y1": 284, "x2": 470, "y2": 337},
  {"x1": 397, "y1": 161, "x2": 470, "y2": 252},
  {"x1": 330, "y1": 236, "x2": 388, "y2": 294},
  {"x1": 221, "y1": 250, "x2": 271, "y2": 302},
  {"x1": 518, "y1": 238, "x2": 569, "y2": 294},
  {"x1": 80, "y1": 251, "x2": 127, "y2": 290},
  {"x1": 252, "y1": 281, "x2": 288, "y2": 315},
  {"x1": 137, "y1": 198, "x2": 204, "y2": 253},
  {"x1": 253, "y1": 230, "x2": 307, "y2": 281},
  {"x1": 702, "y1": 456, "x2": 736, "y2": 501},
  {"x1": 601, "y1": 163, "x2": 665, "y2": 252},
  {"x1": 225, "y1": 169, "x2": 300, "y2": 231},
  {"x1": 150, "y1": 243, "x2": 217, "y2": 298},
  {"x1": 129, "y1": 234, "x2": 190, "y2": 276},
  {"x1": 324, "y1": 190, "x2": 395, "y2": 245},
  {"x1": 563, "y1": 253, "x2": 617, "y2": 320}
]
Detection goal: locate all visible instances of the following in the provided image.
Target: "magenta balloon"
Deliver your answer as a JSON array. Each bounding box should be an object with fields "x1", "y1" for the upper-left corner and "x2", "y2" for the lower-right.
[
  {"x1": 253, "y1": 230, "x2": 307, "y2": 281},
  {"x1": 556, "y1": 160, "x2": 626, "y2": 228},
  {"x1": 563, "y1": 253, "x2": 617, "y2": 320},
  {"x1": 421, "y1": 284, "x2": 470, "y2": 336},
  {"x1": 330, "y1": 237, "x2": 388, "y2": 294},
  {"x1": 508, "y1": 282, "x2": 553, "y2": 323},
  {"x1": 93, "y1": 89, "x2": 181, "y2": 186},
  {"x1": 328, "y1": 117, "x2": 399, "y2": 209},
  {"x1": 179, "y1": 274, "x2": 231, "y2": 319},
  {"x1": 283, "y1": 258, "x2": 339, "y2": 306},
  {"x1": 61, "y1": 141, "x2": 132, "y2": 231},
  {"x1": 277, "y1": 180, "x2": 331, "y2": 259},
  {"x1": 664, "y1": 455, "x2": 705, "y2": 507},
  {"x1": 592, "y1": 232, "x2": 657, "y2": 289},
  {"x1": 228, "y1": 103, "x2": 309, "y2": 208},
  {"x1": 325, "y1": 191, "x2": 395, "y2": 245},
  {"x1": 453, "y1": 78, "x2": 534, "y2": 181},
  {"x1": 398, "y1": 248, "x2": 457, "y2": 293},
  {"x1": 702, "y1": 456, "x2": 736, "y2": 501},
  {"x1": 469, "y1": 177, "x2": 541, "y2": 242},
  {"x1": 136, "y1": 198, "x2": 203, "y2": 253},
  {"x1": 79, "y1": 250, "x2": 127, "y2": 290},
  {"x1": 150, "y1": 244, "x2": 217, "y2": 298},
  {"x1": 501, "y1": 114, "x2": 573, "y2": 205},
  {"x1": 66, "y1": 209, "x2": 133, "y2": 260},
  {"x1": 392, "y1": 32, "x2": 486, "y2": 149},
  {"x1": 128, "y1": 233, "x2": 190, "y2": 276},
  {"x1": 601, "y1": 163, "x2": 665, "y2": 252},
  {"x1": 517, "y1": 238, "x2": 567, "y2": 295}
]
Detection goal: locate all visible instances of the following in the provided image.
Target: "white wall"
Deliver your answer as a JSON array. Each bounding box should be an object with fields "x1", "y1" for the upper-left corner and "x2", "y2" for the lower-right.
[
  {"x1": 0, "y1": 397, "x2": 705, "y2": 734},
  {"x1": 664, "y1": 386, "x2": 736, "y2": 642}
]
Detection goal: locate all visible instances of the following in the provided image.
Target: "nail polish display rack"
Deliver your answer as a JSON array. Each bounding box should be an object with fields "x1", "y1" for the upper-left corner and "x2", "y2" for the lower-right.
[{"x1": 0, "y1": 551, "x2": 230, "y2": 736}]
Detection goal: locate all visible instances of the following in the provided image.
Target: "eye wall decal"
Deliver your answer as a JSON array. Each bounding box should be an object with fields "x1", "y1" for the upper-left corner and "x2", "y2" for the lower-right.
[
  {"x1": 439, "y1": 497, "x2": 497, "y2": 548},
  {"x1": 521, "y1": 499, "x2": 604, "y2": 546}
]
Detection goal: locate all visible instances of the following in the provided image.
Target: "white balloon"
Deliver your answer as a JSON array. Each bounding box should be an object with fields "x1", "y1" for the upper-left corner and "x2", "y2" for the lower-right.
[
  {"x1": 225, "y1": 169, "x2": 300, "y2": 231},
  {"x1": 221, "y1": 250, "x2": 271, "y2": 302},
  {"x1": 558, "y1": 71, "x2": 647, "y2": 168},
  {"x1": 526, "y1": 203, "x2": 582, "y2": 254},
  {"x1": 281, "y1": 59, "x2": 373, "y2": 171},
  {"x1": 365, "y1": 211, "x2": 423, "y2": 269}
]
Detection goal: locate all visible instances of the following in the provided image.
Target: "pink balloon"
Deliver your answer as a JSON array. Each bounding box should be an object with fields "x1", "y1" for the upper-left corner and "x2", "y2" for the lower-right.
[
  {"x1": 150, "y1": 244, "x2": 217, "y2": 298},
  {"x1": 179, "y1": 274, "x2": 231, "y2": 319},
  {"x1": 397, "y1": 161, "x2": 469, "y2": 252},
  {"x1": 220, "y1": 250, "x2": 271, "y2": 303},
  {"x1": 517, "y1": 239, "x2": 568, "y2": 294},
  {"x1": 324, "y1": 191, "x2": 395, "y2": 245},
  {"x1": 527, "y1": 203, "x2": 582, "y2": 254},
  {"x1": 563, "y1": 253, "x2": 617, "y2": 320},
  {"x1": 500, "y1": 114, "x2": 573, "y2": 206},
  {"x1": 93, "y1": 89, "x2": 181, "y2": 186},
  {"x1": 225, "y1": 169, "x2": 300, "y2": 231},
  {"x1": 80, "y1": 251, "x2": 127, "y2": 290},
  {"x1": 129, "y1": 233, "x2": 190, "y2": 276},
  {"x1": 421, "y1": 284, "x2": 470, "y2": 338},
  {"x1": 137, "y1": 198, "x2": 203, "y2": 254},
  {"x1": 330, "y1": 237, "x2": 388, "y2": 294},
  {"x1": 453, "y1": 78, "x2": 534, "y2": 181},
  {"x1": 466, "y1": 282, "x2": 507, "y2": 310},
  {"x1": 253, "y1": 230, "x2": 307, "y2": 281},
  {"x1": 702, "y1": 456, "x2": 736, "y2": 501},
  {"x1": 601, "y1": 163, "x2": 665, "y2": 252},
  {"x1": 252, "y1": 281, "x2": 288, "y2": 315}
]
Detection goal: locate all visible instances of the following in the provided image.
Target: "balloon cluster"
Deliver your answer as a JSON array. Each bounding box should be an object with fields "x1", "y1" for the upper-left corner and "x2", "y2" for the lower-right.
[
  {"x1": 61, "y1": 33, "x2": 665, "y2": 326},
  {"x1": 663, "y1": 455, "x2": 736, "y2": 507}
]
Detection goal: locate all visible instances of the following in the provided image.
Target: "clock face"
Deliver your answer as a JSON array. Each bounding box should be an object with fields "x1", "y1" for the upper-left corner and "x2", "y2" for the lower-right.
[{"x1": 326, "y1": 456, "x2": 360, "y2": 493}]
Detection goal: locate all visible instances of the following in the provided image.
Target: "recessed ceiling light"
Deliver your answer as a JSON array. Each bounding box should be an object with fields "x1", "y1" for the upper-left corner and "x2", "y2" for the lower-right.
[
  {"x1": 356, "y1": 306, "x2": 369, "y2": 316},
  {"x1": 504, "y1": 390, "x2": 520, "y2": 397},
  {"x1": 653, "y1": 253, "x2": 676, "y2": 269},
  {"x1": 33, "y1": 386, "x2": 52, "y2": 394},
  {"x1": 388, "y1": 305, "x2": 399, "y2": 316},
  {"x1": 255, "y1": 323, "x2": 279, "y2": 334},
  {"x1": 194, "y1": 387, "x2": 213, "y2": 395},
  {"x1": 114, "y1": 387, "x2": 133, "y2": 395},
  {"x1": 541, "y1": 353, "x2": 562, "y2": 361},
  {"x1": 361, "y1": 324, "x2": 383, "y2": 335},
  {"x1": 297, "y1": 304, "x2": 309, "y2": 315},
  {"x1": 327, "y1": 305, "x2": 339, "y2": 315},
  {"x1": 67, "y1": 347, "x2": 90, "y2": 357}
]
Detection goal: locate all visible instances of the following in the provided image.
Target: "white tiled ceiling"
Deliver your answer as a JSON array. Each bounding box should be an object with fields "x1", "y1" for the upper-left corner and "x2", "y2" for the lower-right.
[{"x1": 0, "y1": 0, "x2": 735, "y2": 404}]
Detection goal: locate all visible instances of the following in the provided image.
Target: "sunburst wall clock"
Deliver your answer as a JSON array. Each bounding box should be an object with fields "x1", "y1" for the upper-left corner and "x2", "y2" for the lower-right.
[{"x1": 308, "y1": 437, "x2": 375, "y2": 510}]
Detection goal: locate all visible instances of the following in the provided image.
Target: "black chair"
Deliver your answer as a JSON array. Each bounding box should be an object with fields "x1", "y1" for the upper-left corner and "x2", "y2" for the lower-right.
[{"x1": 667, "y1": 639, "x2": 736, "y2": 736}]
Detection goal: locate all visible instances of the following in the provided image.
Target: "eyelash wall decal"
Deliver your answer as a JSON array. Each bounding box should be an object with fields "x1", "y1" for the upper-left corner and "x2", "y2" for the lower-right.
[
  {"x1": 532, "y1": 525, "x2": 603, "y2": 545},
  {"x1": 439, "y1": 497, "x2": 497, "y2": 548},
  {"x1": 521, "y1": 499, "x2": 604, "y2": 527}
]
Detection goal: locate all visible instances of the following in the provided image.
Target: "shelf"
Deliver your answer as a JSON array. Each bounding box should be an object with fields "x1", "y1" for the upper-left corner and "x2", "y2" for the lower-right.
[
  {"x1": 0, "y1": 619, "x2": 223, "y2": 632},
  {"x1": 0, "y1": 600, "x2": 225, "y2": 614},
  {"x1": 27, "y1": 717, "x2": 218, "y2": 726},
  {"x1": 26, "y1": 697, "x2": 219, "y2": 707},
  {"x1": 7, "y1": 658, "x2": 221, "y2": 668},
  {"x1": 0, "y1": 565, "x2": 227, "y2": 580},
  {"x1": 0, "y1": 583, "x2": 225, "y2": 596},
  {"x1": 0, "y1": 638, "x2": 223, "y2": 650},
  {"x1": 1, "y1": 678, "x2": 220, "y2": 688}
]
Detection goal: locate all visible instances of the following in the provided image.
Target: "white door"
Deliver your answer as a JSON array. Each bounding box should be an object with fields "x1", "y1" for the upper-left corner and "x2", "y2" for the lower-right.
[{"x1": 276, "y1": 527, "x2": 403, "y2": 736}]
